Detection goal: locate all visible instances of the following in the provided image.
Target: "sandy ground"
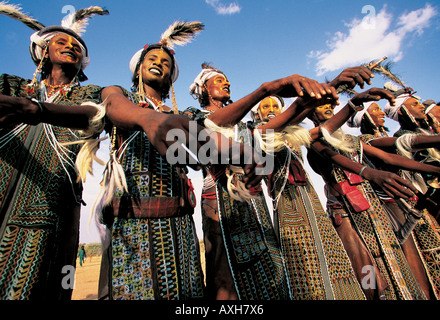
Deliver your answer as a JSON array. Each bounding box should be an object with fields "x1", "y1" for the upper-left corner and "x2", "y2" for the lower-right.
[
  {"x1": 72, "y1": 256, "x2": 102, "y2": 300},
  {"x1": 71, "y1": 242, "x2": 205, "y2": 300}
]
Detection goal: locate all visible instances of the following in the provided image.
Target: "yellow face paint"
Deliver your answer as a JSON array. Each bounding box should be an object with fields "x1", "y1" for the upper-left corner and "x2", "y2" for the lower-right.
[
  {"x1": 212, "y1": 75, "x2": 229, "y2": 85},
  {"x1": 205, "y1": 74, "x2": 231, "y2": 102},
  {"x1": 63, "y1": 36, "x2": 74, "y2": 62},
  {"x1": 258, "y1": 96, "x2": 281, "y2": 120},
  {"x1": 314, "y1": 104, "x2": 334, "y2": 121},
  {"x1": 50, "y1": 34, "x2": 81, "y2": 63}
]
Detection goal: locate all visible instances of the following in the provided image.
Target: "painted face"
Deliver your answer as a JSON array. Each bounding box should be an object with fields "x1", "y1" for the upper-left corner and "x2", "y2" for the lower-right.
[
  {"x1": 47, "y1": 33, "x2": 83, "y2": 68},
  {"x1": 205, "y1": 74, "x2": 230, "y2": 104},
  {"x1": 314, "y1": 104, "x2": 334, "y2": 122},
  {"x1": 140, "y1": 49, "x2": 173, "y2": 88},
  {"x1": 366, "y1": 102, "x2": 386, "y2": 127},
  {"x1": 403, "y1": 97, "x2": 426, "y2": 120},
  {"x1": 258, "y1": 97, "x2": 282, "y2": 121}
]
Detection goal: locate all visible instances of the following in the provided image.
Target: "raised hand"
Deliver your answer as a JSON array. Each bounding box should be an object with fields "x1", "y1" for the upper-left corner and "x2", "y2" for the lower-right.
[
  {"x1": 329, "y1": 66, "x2": 375, "y2": 91},
  {"x1": 350, "y1": 87, "x2": 395, "y2": 106},
  {"x1": 266, "y1": 74, "x2": 339, "y2": 101}
]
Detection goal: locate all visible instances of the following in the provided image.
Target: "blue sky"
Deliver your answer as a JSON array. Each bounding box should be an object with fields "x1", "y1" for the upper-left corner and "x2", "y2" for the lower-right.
[{"x1": 1, "y1": 0, "x2": 439, "y2": 243}]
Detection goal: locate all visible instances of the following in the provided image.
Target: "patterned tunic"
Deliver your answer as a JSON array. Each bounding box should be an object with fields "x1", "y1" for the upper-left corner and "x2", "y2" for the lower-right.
[
  {"x1": 360, "y1": 133, "x2": 440, "y2": 299},
  {"x1": 184, "y1": 107, "x2": 290, "y2": 300},
  {"x1": 307, "y1": 134, "x2": 427, "y2": 300},
  {"x1": 101, "y1": 95, "x2": 204, "y2": 300},
  {"x1": 267, "y1": 145, "x2": 365, "y2": 300},
  {"x1": 0, "y1": 73, "x2": 102, "y2": 300}
]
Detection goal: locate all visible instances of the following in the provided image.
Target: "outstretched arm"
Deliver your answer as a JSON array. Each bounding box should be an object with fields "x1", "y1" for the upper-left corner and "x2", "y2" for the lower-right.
[
  {"x1": 102, "y1": 86, "x2": 264, "y2": 188},
  {"x1": 257, "y1": 66, "x2": 377, "y2": 133},
  {"x1": 311, "y1": 140, "x2": 417, "y2": 199},
  {"x1": 363, "y1": 141, "x2": 440, "y2": 176},
  {"x1": 316, "y1": 87, "x2": 395, "y2": 139},
  {"x1": 208, "y1": 74, "x2": 338, "y2": 127},
  {"x1": 369, "y1": 133, "x2": 440, "y2": 151},
  {"x1": 0, "y1": 93, "x2": 99, "y2": 129}
]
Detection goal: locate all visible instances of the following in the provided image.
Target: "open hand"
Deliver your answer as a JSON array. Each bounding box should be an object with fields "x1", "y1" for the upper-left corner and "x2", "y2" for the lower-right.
[
  {"x1": 268, "y1": 74, "x2": 339, "y2": 101},
  {"x1": 350, "y1": 87, "x2": 395, "y2": 106},
  {"x1": 362, "y1": 167, "x2": 416, "y2": 199},
  {"x1": 329, "y1": 66, "x2": 374, "y2": 91}
]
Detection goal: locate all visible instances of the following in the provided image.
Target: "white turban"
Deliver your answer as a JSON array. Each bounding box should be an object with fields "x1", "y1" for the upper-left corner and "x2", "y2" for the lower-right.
[
  {"x1": 384, "y1": 93, "x2": 411, "y2": 121},
  {"x1": 425, "y1": 103, "x2": 437, "y2": 114},
  {"x1": 189, "y1": 68, "x2": 226, "y2": 99},
  {"x1": 347, "y1": 101, "x2": 375, "y2": 128},
  {"x1": 29, "y1": 28, "x2": 90, "y2": 70},
  {"x1": 129, "y1": 46, "x2": 179, "y2": 83}
]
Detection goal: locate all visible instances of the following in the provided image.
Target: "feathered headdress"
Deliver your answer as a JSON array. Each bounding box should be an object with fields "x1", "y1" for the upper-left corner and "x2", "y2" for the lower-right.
[
  {"x1": 129, "y1": 21, "x2": 204, "y2": 114},
  {"x1": 159, "y1": 21, "x2": 204, "y2": 49},
  {"x1": 370, "y1": 61, "x2": 407, "y2": 89},
  {"x1": 61, "y1": 6, "x2": 108, "y2": 37},
  {"x1": 129, "y1": 21, "x2": 204, "y2": 84},
  {"x1": 0, "y1": 1, "x2": 44, "y2": 30},
  {"x1": 1, "y1": 2, "x2": 109, "y2": 181},
  {"x1": 1, "y1": 1, "x2": 108, "y2": 81}
]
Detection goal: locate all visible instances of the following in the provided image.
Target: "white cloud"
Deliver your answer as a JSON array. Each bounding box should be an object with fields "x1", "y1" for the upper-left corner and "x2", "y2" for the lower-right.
[
  {"x1": 310, "y1": 4, "x2": 437, "y2": 76},
  {"x1": 206, "y1": 0, "x2": 241, "y2": 15}
]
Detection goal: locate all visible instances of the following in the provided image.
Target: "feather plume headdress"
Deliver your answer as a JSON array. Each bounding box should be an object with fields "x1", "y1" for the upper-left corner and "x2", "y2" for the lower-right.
[
  {"x1": 0, "y1": 1, "x2": 108, "y2": 79},
  {"x1": 130, "y1": 21, "x2": 204, "y2": 85},
  {"x1": 129, "y1": 21, "x2": 204, "y2": 114},
  {"x1": 0, "y1": 1, "x2": 44, "y2": 30},
  {"x1": 61, "y1": 6, "x2": 108, "y2": 37},
  {"x1": 370, "y1": 61, "x2": 406, "y2": 88}
]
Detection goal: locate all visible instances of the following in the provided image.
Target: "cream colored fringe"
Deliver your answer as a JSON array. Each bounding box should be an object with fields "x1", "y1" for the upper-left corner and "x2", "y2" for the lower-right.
[
  {"x1": 226, "y1": 165, "x2": 256, "y2": 202},
  {"x1": 87, "y1": 151, "x2": 128, "y2": 240},
  {"x1": 204, "y1": 118, "x2": 258, "y2": 202},
  {"x1": 321, "y1": 127, "x2": 355, "y2": 153},
  {"x1": 395, "y1": 132, "x2": 439, "y2": 193},
  {"x1": 253, "y1": 125, "x2": 312, "y2": 154},
  {"x1": 204, "y1": 118, "x2": 236, "y2": 139},
  {"x1": 88, "y1": 132, "x2": 136, "y2": 235},
  {"x1": 61, "y1": 101, "x2": 107, "y2": 182},
  {"x1": 395, "y1": 132, "x2": 440, "y2": 163}
]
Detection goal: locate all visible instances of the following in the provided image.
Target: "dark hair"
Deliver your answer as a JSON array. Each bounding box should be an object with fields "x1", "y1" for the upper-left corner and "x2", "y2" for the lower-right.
[{"x1": 131, "y1": 44, "x2": 175, "y2": 101}]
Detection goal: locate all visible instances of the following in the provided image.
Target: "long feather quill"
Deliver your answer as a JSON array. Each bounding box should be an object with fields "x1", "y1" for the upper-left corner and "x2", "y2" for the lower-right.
[
  {"x1": 160, "y1": 21, "x2": 204, "y2": 49},
  {"x1": 0, "y1": 1, "x2": 45, "y2": 30},
  {"x1": 371, "y1": 61, "x2": 407, "y2": 88},
  {"x1": 61, "y1": 6, "x2": 109, "y2": 36}
]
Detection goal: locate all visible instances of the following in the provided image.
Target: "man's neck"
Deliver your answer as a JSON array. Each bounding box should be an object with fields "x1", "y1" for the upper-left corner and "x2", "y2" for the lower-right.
[
  {"x1": 46, "y1": 65, "x2": 76, "y2": 85},
  {"x1": 204, "y1": 101, "x2": 224, "y2": 112},
  {"x1": 143, "y1": 84, "x2": 163, "y2": 102}
]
